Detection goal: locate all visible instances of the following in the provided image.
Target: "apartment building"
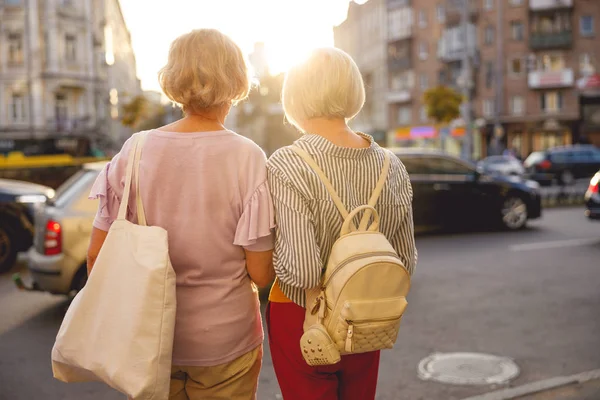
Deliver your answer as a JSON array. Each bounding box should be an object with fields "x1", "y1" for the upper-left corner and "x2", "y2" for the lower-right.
[
  {"x1": 334, "y1": 0, "x2": 389, "y2": 145},
  {"x1": 334, "y1": 0, "x2": 600, "y2": 157},
  {"x1": 0, "y1": 0, "x2": 140, "y2": 155}
]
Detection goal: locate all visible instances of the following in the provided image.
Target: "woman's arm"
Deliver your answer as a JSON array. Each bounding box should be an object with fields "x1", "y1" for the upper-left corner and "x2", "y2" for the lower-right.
[
  {"x1": 244, "y1": 247, "x2": 275, "y2": 288},
  {"x1": 87, "y1": 227, "x2": 108, "y2": 276}
]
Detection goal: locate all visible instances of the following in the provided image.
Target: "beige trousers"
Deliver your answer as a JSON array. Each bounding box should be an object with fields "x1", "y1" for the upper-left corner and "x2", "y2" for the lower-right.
[{"x1": 168, "y1": 345, "x2": 262, "y2": 400}]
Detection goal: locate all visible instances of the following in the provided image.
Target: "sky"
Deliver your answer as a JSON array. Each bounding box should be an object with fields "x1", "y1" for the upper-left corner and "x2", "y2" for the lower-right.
[{"x1": 119, "y1": 0, "x2": 368, "y2": 92}]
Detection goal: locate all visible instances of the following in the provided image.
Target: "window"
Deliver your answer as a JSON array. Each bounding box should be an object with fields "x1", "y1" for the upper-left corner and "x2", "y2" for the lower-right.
[
  {"x1": 55, "y1": 93, "x2": 68, "y2": 121},
  {"x1": 436, "y1": 4, "x2": 445, "y2": 23},
  {"x1": 419, "y1": 10, "x2": 427, "y2": 28},
  {"x1": 484, "y1": 0, "x2": 493, "y2": 11},
  {"x1": 580, "y1": 16, "x2": 594, "y2": 37},
  {"x1": 10, "y1": 93, "x2": 27, "y2": 123},
  {"x1": 509, "y1": 57, "x2": 523, "y2": 75},
  {"x1": 540, "y1": 91, "x2": 563, "y2": 113},
  {"x1": 510, "y1": 96, "x2": 525, "y2": 115},
  {"x1": 540, "y1": 53, "x2": 565, "y2": 71},
  {"x1": 510, "y1": 21, "x2": 524, "y2": 41},
  {"x1": 420, "y1": 74, "x2": 429, "y2": 90},
  {"x1": 485, "y1": 61, "x2": 494, "y2": 88},
  {"x1": 65, "y1": 34, "x2": 77, "y2": 62},
  {"x1": 483, "y1": 99, "x2": 495, "y2": 117},
  {"x1": 485, "y1": 26, "x2": 495, "y2": 45},
  {"x1": 8, "y1": 33, "x2": 23, "y2": 65},
  {"x1": 509, "y1": 0, "x2": 523, "y2": 5},
  {"x1": 5, "y1": 0, "x2": 22, "y2": 4},
  {"x1": 427, "y1": 157, "x2": 474, "y2": 175},
  {"x1": 580, "y1": 53, "x2": 594, "y2": 75},
  {"x1": 419, "y1": 42, "x2": 428, "y2": 60},
  {"x1": 398, "y1": 107, "x2": 412, "y2": 125},
  {"x1": 420, "y1": 106, "x2": 428, "y2": 122}
]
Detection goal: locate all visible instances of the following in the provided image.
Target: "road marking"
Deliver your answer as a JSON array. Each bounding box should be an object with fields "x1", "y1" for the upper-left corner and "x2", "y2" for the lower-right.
[
  {"x1": 510, "y1": 238, "x2": 599, "y2": 252},
  {"x1": 460, "y1": 368, "x2": 600, "y2": 400}
]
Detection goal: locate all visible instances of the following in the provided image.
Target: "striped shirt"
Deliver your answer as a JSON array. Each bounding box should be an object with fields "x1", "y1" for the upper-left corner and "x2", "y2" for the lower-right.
[{"x1": 266, "y1": 132, "x2": 417, "y2": 307}]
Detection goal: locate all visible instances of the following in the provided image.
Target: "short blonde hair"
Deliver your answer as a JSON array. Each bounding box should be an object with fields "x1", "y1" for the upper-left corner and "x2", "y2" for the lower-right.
[
  {"x1": 282, "y1": 47, "x2": 365, "y2": 131},
  {"x1": 159, "y1": 29, "x2": 251, "y2": 114}
]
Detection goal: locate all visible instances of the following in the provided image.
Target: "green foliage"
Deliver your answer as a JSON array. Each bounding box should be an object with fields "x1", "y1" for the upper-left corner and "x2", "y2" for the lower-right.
[
  {"x1": 423, "y1": 86, "x2": 463, "y2": 125},
  {"x1": 121, "y1": 95, "x2": 149, "y2": 127}
]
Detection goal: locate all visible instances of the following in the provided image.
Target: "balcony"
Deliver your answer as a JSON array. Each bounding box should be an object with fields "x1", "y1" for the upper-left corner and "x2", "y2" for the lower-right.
[
  {"x1": 388, "y1": 57, "x2": 411, "y2": 72},
  {"x1": 387, "y1": 90, "x2": 412, "y2": 103},
  {"x1": 529, "y1": 0, "x2": 573, "y2": 11},
  {"x1": 445, "y1": 0, "x2": 478, "y2": 26},
  {"x1": 529, "y1": 31, "x2": 573, "y2": 50},
  {"x1": 528, "y1": 68, "x2": 574, "y2": 89}
]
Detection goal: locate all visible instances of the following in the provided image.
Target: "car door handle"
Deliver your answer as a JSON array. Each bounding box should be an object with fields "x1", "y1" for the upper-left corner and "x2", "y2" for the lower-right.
[{"x1": 433, "y1": 183, "x2": 451, "y2": 191}]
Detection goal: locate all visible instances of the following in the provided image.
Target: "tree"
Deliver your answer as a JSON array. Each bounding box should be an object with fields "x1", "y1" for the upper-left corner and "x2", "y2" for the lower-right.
[
  {"x1": 423, "y1": 86, "x2": 463, "y2": 124},
  {"x1": 120, "y1": 95, "x2": 149, "y2": 127}
]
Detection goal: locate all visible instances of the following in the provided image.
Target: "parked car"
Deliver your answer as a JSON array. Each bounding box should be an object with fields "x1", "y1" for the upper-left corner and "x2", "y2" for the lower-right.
[
  {"x1": 0, "y1": 179, "x2": 55, "y2": 273},
  {"x1": 393, "y1": 149, "x2": 542, "y2": 231},
  {"x1": 524, "y1": 145, "x2": 600, "y2": 186},
  {"x1": 584, "y1": 170, "x2": 600, "y2": 220},
  {"x1": 17, "y1": 162, "x2": 105, "y2": 295},
  {"x1": 477, "y1": 155, "x2": 525, "y2": 177}
]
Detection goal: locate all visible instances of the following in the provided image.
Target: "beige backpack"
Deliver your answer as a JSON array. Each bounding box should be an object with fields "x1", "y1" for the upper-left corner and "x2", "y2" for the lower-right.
[{"x1": 291, "y1": 146, "x2": 411, "y2": 366}]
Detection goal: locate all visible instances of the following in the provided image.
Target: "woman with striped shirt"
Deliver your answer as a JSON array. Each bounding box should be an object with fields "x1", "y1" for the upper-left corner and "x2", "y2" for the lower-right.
[{"x1": 266, "y1": 48, "x2": 417, "y2": 400}]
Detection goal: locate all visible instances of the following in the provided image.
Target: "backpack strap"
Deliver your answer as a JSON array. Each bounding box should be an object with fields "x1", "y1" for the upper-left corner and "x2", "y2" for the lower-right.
[
  {"x1": 290, "y1": 146, "x2": 351, "y2": 221},
  {"x1": 358, "y1": 150, "x2": 391, "y2": 231}
]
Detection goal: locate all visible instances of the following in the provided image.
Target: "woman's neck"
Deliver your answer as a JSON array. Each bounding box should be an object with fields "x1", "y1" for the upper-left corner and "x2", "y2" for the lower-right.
[
  {"x1": 302, "y1": 118, "x2": 370, "y2": 148},
  {"x1": 159, "y1": 106, "x2": 229, "y2": 133}
]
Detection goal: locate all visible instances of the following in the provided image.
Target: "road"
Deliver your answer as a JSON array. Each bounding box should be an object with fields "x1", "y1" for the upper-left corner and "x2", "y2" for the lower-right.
[{"x1": 0, "y1": 207, "x2": 598, "y2": 400}]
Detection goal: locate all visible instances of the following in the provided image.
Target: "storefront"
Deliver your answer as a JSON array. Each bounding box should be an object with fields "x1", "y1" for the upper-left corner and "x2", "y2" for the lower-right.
[
  {"x1": 392, "y1": 125, "x2": 483, "y2": 160},
  {"x1": 578, "y1": 73, "x2": 600, "y2": 147}
]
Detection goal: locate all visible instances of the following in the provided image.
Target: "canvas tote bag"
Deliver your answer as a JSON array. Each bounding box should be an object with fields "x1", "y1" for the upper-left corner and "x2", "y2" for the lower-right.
[{"x1": 51, "y1": 132, "x2": 177, "y2": 400}]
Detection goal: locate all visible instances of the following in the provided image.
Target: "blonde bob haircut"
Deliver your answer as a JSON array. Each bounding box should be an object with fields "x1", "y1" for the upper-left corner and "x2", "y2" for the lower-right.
[
  {"x1": 159, "y1": 29, "x2": 251, "y2": 114},
  {"x1": 282, "y1": 47, "x2": 365, "y2": 131}
]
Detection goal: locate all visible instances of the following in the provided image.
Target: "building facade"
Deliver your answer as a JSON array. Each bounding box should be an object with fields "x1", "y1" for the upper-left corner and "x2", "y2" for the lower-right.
[
  {"x1": 334, "y1": 0, "x2": 600, "y2": 158},
  {"x1": 0, "y1": 0, "x2": 140, "y2": 156},
  {"x1": 334, "y1": 0, "x2": 389, "y2": 145}
]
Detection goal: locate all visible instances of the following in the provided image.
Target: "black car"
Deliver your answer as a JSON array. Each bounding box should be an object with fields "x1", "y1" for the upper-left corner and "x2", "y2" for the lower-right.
[
  {"x1": 584, "y1": 170, "x2": 600, "y2": 220},
  {"x1": 393, "y1": 149, "x2": 542, "y2": 231},
  {"x1": 524, "y1": 145, "x2": 600, "y2": 186},
  {"x1": 0, "y1": 179, "x2": 55, "y2": 273}
]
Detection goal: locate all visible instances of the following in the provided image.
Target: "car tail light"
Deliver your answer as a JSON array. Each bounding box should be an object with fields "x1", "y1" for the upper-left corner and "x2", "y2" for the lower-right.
[
  {"x1": 589, "y1": 179, "x2": 599, "y2": 194},
  {"x1": 538, "y1": 160, "x2": 552, "y2": 170},
  {"x1": 44, "y1": 220, "x2": 62, "y2": 256}
]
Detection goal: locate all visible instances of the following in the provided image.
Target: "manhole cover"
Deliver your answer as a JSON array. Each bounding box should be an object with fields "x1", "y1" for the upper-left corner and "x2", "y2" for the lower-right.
[{"x1": 418, "y1": 352, "x2": 520, "y2": 385}]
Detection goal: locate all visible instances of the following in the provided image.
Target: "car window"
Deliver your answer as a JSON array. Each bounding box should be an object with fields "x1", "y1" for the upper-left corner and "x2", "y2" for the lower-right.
[
  {"x1": 428, "y1": 157, "x2": 474, "y2": 175},
  {"x1": 399, "y1": 157, "x2": 431, "y2": 175},
  {"x1": 54, "y1": 169, "x2": 99, "y2": 208},
  {"x1": 572, "y1": 150, "x2": 594, "y2": 162}
]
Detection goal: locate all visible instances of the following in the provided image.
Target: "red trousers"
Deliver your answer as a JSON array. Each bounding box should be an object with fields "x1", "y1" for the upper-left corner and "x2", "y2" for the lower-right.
[{"x1": 266, "y1": 301, "x2": 380, "y2": 400}]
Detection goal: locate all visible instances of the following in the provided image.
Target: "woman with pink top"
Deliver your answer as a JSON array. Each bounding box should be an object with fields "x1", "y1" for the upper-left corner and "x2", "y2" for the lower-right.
[{"x1": 86, "y1": 29, "x2": 275, "y2": 400}]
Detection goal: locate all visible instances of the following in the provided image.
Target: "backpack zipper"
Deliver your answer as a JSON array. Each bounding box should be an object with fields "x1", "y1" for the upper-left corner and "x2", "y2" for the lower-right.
[{"x1": 322, "y1": 251, "x2": 400, "y2": 288}]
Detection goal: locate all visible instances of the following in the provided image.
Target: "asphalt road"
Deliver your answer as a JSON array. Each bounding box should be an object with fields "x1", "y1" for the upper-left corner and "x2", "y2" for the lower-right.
[{"x1": 0, "y1": 207, "x2": 598, "y2": 400}]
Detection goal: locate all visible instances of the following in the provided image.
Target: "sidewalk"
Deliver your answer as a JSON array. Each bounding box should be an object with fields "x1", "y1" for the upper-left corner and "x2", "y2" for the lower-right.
[
  {"x1": 515, "y1": 378, "x2": 600, "y2": 400},
  {"x1": 461, "y1": 369, "x2": 600, "y2": 400}
]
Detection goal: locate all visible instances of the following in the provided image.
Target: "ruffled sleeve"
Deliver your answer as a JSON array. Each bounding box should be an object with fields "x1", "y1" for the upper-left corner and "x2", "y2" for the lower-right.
[
  {"x1": 89, "y1": 162, "x2": 121, "y2": 231},
  {"x1": 234, "y1": 180, "x2": 275, "y2": 251}
]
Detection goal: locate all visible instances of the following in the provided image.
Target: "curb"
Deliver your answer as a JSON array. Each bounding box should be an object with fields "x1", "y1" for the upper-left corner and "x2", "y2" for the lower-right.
[{"x1": 460, "y1": 368, "x2": 600, "y2": 400}]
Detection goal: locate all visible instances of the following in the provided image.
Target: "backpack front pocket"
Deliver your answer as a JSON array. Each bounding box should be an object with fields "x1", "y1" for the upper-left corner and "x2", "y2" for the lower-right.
[{"x1": 332, "y1": 297, "x2": 407, "y2": 354}]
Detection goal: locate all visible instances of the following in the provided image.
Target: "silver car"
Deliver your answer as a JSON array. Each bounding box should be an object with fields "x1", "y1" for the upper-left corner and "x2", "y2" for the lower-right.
[
  {"x1": 24, "y1": 162, "x2": 105, "y2": 296},
  {"x1": 477, "y1": 156, "x2": 525, "y2": 177}
]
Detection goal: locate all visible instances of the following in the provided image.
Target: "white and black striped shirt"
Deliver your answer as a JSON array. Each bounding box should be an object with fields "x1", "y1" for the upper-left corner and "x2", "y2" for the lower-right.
[{"x1": 266, "y1": 132, "x2": 417, "y2": 307}]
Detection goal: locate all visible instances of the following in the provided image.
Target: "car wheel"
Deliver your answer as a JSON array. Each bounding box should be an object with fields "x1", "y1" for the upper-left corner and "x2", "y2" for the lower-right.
[
  {"x1": 0, "y1": 221, "x2": 18, "y2": 274},
  {"x1": 501, "y1": 196, "x2": 528, "y2": 230},
  {"x1": 560, "y1": 170, "x2": 575, "y2": 186}
]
